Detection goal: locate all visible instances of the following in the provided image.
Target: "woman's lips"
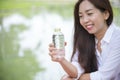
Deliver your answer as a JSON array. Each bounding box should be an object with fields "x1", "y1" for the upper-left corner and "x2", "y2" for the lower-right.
[{"x1": 86, "y1": 25, "x2": 93, "y2": 30}]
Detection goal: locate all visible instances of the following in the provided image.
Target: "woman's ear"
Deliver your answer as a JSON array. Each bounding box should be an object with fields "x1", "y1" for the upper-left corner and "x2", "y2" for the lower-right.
[{"x1": 104, "y1": 10, "x2": 110, "y2": 20}]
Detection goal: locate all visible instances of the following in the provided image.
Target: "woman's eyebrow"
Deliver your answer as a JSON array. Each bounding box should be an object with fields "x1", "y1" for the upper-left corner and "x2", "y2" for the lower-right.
[{"x1": 79, "y1": 9, "x2": 93, "y2": 14}]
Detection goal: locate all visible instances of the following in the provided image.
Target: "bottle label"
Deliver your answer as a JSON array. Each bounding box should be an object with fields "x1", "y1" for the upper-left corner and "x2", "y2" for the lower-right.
[{"x1": 53, "y1": 34, "x2": 64, "y2": 49}]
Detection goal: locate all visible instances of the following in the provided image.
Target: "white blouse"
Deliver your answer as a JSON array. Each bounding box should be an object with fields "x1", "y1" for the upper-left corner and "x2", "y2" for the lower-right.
[{"x1": 71, "y1": 23, "x2": 120, "y2": 80}]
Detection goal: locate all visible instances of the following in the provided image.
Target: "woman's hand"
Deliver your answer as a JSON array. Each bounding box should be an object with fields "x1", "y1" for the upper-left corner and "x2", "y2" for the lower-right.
[{"x1": 48, "y1": 43, "x2": 66, "y2": 62}]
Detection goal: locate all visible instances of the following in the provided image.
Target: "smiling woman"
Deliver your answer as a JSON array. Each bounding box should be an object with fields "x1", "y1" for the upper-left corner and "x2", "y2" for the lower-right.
[
  {"x1": 48, "y1": 0, "x2": 120, "y2": 80},
  {"x1": 78, "y1": 1, "x2": 110, "y2": 35}
]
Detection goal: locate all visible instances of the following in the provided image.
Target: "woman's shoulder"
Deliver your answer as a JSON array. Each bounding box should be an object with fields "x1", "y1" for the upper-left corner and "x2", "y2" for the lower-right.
[
  {"x1": 114, "y1": 25, "x2": 120, "y2": 35},
  {"x1": 111, "y1": 24, "x2": 120, "y2": 41},
  {"x1": 111, "y1": 23, "x2": 120, "y2": 34}
]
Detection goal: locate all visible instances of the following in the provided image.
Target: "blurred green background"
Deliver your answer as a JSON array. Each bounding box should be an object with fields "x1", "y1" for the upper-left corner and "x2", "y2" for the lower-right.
[{"x1": 0, "y1": 0, "x2": 120, "y2": 80}]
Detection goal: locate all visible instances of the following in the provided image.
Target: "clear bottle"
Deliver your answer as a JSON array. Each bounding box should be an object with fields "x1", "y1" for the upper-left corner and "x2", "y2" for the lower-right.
[{"x1": 52, "y1": 28, "x2": 65, "y2": 58}]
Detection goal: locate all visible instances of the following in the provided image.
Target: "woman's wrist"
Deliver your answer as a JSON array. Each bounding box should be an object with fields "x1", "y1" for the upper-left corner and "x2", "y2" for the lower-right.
[
  {"x1": 58, "y1": 56, "x2": 66, "y2": 63},
  {"x1": 79, "y1": 73, "x2": 90, "y2": 80}
]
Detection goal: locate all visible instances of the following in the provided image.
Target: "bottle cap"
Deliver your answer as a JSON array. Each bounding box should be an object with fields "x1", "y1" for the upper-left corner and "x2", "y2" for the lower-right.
[{"x1": 54, "y1": 28, "x2": 61, "y2": 32}]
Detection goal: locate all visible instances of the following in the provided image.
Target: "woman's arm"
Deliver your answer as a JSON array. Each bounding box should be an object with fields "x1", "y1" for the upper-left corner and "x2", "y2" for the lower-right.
[
  {"x1": 49, "y1": 43, "x2": 78, "y2": 78},
  {"x1": 59, "y1": 58, "x2": 78, "y2": 78},
  {"x1": 79, "y1": 73, "x2": 90, "y2": 80},
  {"x1": 49, "y1": 43, "x2": 85, "y2": 78}
]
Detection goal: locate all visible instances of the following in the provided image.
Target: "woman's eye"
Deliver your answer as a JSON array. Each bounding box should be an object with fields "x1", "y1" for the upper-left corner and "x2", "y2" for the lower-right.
[
  {"x1": 88, "y1": 13, "x2": 93, "y2": 16},
  {"x1": 79, "y1": 15, "x2": 82, "y2": 18}
]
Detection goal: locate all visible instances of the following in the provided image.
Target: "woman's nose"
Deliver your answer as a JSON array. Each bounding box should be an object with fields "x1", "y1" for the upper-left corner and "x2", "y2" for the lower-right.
[
  {"x1": 83, "y1": 16, "x2": 89, "y2": 23},
  {"x1": 81, "y1": 16, "x2": 89, "y2": 24}
]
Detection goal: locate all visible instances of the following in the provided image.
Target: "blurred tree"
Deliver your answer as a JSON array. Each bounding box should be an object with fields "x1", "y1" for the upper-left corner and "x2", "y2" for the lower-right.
[
  {"x1": 0, "y1": 24, "x2": 44, "y2": 80},
  {"x1": 0, "y1": 0, "x2": 45, "y2": 80}
]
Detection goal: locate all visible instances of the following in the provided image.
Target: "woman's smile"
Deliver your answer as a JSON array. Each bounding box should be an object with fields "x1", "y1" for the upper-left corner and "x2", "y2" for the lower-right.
[{"x1": 85, "y1": 24, "x2": 94, "y2": 31}]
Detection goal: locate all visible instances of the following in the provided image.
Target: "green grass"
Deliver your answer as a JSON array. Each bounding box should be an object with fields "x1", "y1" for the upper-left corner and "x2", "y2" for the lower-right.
[
  {"x1": 113, "y1": 7, "x2": 120, "y2": 26},
  {"x1": 0, "y1": 1, "x2": 75, "y2": 18},
  {"x1": 0, "y1": 0, "x2": 120, "y2": 22}
]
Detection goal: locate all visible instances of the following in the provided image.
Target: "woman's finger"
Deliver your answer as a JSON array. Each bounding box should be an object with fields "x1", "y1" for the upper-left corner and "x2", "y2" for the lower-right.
[
  {"x1": 64, "y1": 42, "x2": 67, "y2": 46},
  {"x1": 49, "y1": 49, "x2": 57, "y2": 58},
  {"x1": 49, "y1": 43, "x2": 54, "y2": 47},
  {"x1": 49, "y1": 47, "x2": 56, "y2": 52}
]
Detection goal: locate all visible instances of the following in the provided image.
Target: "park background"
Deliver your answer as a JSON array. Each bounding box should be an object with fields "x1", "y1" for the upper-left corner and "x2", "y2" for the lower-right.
[{"x1": 0, "y1": 0, "x2": 120, "y2": 80}]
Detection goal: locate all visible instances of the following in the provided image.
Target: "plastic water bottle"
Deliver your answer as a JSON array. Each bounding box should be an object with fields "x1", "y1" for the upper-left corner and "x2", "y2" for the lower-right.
[{"x1": 52, "y1": 28, "x2": 65, "y2": 58}]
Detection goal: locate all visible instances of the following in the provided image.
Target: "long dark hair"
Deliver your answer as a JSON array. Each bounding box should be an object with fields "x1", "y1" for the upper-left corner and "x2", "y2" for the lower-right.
[{"x1": 71, "y1": 0, "x2": 113, "y2": 73}]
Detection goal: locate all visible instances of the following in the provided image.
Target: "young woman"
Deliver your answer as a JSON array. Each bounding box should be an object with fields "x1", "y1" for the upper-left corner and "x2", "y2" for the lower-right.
[{"x1": 49, "y1": 0, "x2": 120, "y2": 80}]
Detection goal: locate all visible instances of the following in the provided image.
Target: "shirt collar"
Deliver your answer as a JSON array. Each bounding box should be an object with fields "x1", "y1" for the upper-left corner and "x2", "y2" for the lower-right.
[
  {"x1": 102, "y1": 23, "x2": 115, "y2": 43},
  {"x1": 95, "y1": 23, "x2": 115, "y2": 57},
  {"x1": 95, "y1": 23, "x2": 115, "y2": 44}
]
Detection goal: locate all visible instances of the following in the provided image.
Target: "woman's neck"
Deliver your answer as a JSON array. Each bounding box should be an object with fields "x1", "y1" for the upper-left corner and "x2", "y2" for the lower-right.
[{"x1": 95, "y1": 26, "x2": 108, "y2": 41}]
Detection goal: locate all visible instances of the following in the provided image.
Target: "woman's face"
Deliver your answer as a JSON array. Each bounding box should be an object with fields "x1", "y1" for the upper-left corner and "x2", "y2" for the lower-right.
[{"x1": 79, "y1": 0, "x2": 109, "y2": 35}]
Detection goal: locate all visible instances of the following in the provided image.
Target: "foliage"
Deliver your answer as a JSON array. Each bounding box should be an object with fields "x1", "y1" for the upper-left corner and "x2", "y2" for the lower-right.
[
  {"x1": 113, "y1": 7, "x2": 120, "y2": 26},
  {"x1": 0, "y1": 24, "x2": 44, "y2": 80},
  {"x1": 0, "y1": 0, "x2": 75, "y2": 18}
]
